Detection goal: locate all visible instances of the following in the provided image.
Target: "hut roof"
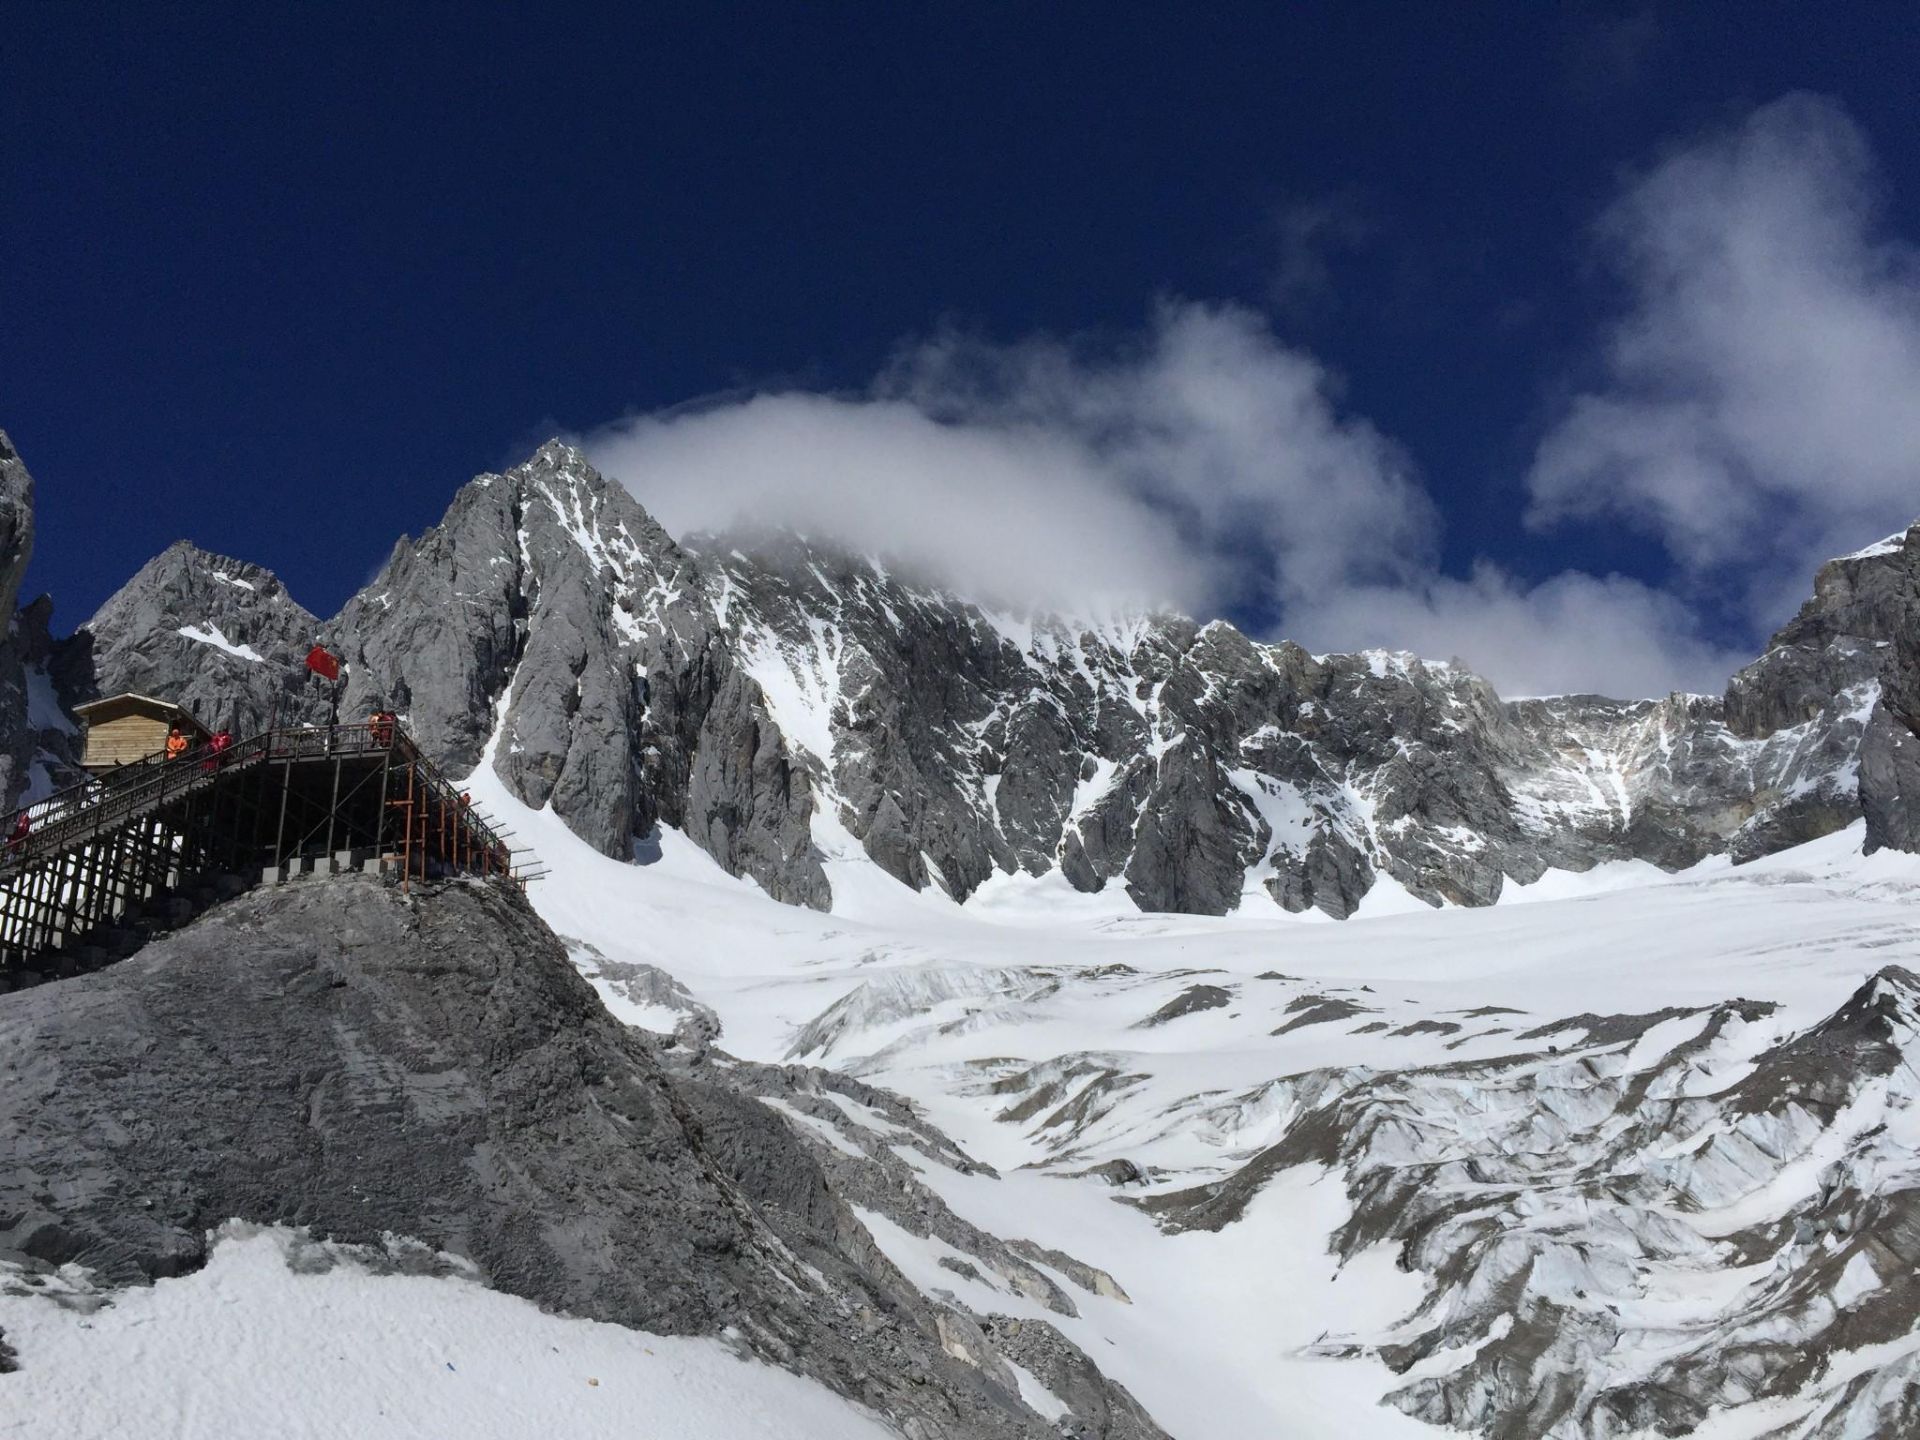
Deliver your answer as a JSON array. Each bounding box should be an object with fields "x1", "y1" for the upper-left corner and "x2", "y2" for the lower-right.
[{"x1": 72, "y1": 693, "x2": 211, "y2": 732}]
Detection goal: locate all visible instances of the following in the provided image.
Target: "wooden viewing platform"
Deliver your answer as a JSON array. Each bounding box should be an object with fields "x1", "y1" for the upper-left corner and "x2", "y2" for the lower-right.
[{"x1": 0, "y1": 719, "x2": 534, "y2": 984}]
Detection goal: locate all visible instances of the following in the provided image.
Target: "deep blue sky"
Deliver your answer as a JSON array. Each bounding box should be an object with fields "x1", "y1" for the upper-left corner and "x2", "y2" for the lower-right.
[{"x1": 7, "y1": 4, "x2": 1919, "y2": 631}]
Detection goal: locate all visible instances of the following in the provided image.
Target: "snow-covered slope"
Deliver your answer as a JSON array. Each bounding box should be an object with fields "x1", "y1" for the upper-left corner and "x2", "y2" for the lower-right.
[
  {"x1": 465, "y1": 735, "x2": 1920, "y2": 1438},
  {"x1": 0, "y1": 1224, "x2": 898, "y2": 1440}
]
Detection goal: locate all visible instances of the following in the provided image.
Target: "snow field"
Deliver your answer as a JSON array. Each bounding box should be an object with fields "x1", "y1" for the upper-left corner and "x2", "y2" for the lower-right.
[
  {"x1": 461, "y1": 754, "x2": 1920, "y2": 1437},
  {"x1": 0, "y1": 1224, "x2": 895, "y2": 1440}
]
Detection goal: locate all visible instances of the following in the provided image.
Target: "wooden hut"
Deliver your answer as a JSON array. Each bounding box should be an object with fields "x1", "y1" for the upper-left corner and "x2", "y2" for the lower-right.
[{"x1": 73, "y1": 694, "x2": 211, "y2": 772}]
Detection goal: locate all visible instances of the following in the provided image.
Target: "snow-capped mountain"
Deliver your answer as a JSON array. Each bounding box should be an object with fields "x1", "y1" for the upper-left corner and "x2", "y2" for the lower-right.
[
  {"x1": 12, "y1": 430, "x2": 1920, "y2": 1439},
  {"x1": 43, "y1": 438, "x2": 1920, "y2": 918}
]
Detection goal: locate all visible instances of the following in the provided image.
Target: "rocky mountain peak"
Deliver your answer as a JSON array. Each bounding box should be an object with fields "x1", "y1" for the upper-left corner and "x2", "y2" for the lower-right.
[
  {"x1": 1775, "y1": 523, "x2": 1918, "y2": 651},
  {"x1": 323, "y1": 439, "x2": 797, "y2": 885},
  {"x1": 56, "y1": 539, "x2": 327, "y2": 735},
  {"x1": 0, "y1": 435, "x2": 60, "y2": 808},
  {"x1": 137, "y1": 539, "x2": 307, "y2": 613},
  {"x1": 529, "y1": 434, "x2": 590, "y2": 467},
  {"x1": 18, "y1": 427, "x2": 1920, "y2": 918}
]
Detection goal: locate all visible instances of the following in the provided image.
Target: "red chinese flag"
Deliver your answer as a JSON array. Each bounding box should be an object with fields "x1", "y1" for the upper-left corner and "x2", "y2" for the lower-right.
[{"x1": 306, "y1": 645, "x2": 342, "y2": 682}]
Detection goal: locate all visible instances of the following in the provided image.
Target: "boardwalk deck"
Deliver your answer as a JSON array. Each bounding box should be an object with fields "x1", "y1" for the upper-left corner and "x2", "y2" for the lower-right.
[{"x1": 0, "y1": 721, "x2": 530, "y2": 982}]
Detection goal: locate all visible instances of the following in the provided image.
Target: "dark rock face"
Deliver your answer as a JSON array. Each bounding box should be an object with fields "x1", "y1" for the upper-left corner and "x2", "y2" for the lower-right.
[
  {"x1": 0, "y1": 872, "x2": 1153, "y2": 1438},
  {"x1": 1862, "y1": 703, "x2": 1920, "y2": 853},
  {"x1": 32, "y1": 431, "x2": 1920, "y2": 916},
  {"x1": 1847, "y1": 531, "x2": 1920, "y2": 854},
  {"x1": 329, "y1": 442, "x2": 657, "y2": 859},
  {"x1": 0, "y1": 433, "x2": 31, "y2": 626},
  {"x1": 672, "y1": 662, "x2": 829, "y2": 909},
  {"x1": 1135, "y1": 983, "x2": 1233, "y2": 1027},
  {"x1": 683, "y1": 516, "x2": 1909, "y2": 913},
  {"x1": 0, "y1": 433, "x2": 38, "y2": 807},
  {"x1": 330, "y1": 443, "x2": 829, "y2": 904},
  {"x1": 1266, "y1": 828, "x2": 1373, "y2": 918},
  {"x1": 0, "y1": 436, "x2": 82, "y2": 809}
]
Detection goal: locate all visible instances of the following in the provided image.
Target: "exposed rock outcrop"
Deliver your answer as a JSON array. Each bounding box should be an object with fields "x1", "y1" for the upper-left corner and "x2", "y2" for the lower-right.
[
  {"x1": 694, "y1": 529, "x2": 1888, "y2": 913},
  {"x1": 1843, "y1": 528, "x2": 1920, "y2": 854},
  {"x1": 330, "y1": 442, "x2": 828, "y2": 903},
  {"x1": 0, "y1": 433, "x2": 38, "y2": 807},
  {"x1": 0, "y1": 435, "x2": 81, "y2": 808},
  {"x1": 0, "y1": 434, "x2": 32, "y2": 627},
  {"x1": 0, "y1": 871, "x2": 1157, "y2": 1438}
]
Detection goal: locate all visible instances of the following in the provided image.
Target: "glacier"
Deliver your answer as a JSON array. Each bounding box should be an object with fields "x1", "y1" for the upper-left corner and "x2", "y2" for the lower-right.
[{"x1": 462, "y1": 735, "x2": 1920, "y2": 1439}]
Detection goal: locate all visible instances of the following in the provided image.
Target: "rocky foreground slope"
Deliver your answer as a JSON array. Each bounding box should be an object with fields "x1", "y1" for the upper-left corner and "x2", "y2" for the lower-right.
[
  {"x1": 24, "y1": 432, "x2": 1920, "y2": 919},
  {"x1": 0, "y1": 871, "x2": 1162, "y2": 1439}
]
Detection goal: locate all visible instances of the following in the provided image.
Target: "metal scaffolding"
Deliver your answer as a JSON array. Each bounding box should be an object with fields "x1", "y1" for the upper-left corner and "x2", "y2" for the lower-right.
[{"x1": 0, "y1": 720, "x2": 530, "y2": 982}]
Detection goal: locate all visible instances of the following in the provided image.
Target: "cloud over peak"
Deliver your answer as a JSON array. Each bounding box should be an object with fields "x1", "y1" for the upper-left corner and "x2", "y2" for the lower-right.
[
  {"x1": 581, "y1": 94, "x2": 1917, "y2": 702},
  {"x1": 586, "y1": 301, "x2": 1432, "y2": 620}
]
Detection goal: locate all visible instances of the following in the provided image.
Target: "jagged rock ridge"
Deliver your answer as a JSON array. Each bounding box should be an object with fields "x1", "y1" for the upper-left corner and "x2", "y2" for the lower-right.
[{"x1": 29, "y1": 435, "x2": 1920, "y2": 916}]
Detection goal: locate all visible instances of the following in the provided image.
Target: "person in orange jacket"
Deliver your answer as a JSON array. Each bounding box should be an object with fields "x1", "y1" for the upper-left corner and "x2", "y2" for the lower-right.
[{"x1": 164, "y1": 727, "x2": 189, "y2": 762}]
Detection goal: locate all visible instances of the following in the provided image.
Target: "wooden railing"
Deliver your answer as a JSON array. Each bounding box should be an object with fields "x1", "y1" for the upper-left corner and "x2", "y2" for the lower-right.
[
  {"x1": 0, "y1": 719, "x2": 532, "y2": 977},
  {"x1": 2, "y1": 721, "x2": 521, "y2": 886}
]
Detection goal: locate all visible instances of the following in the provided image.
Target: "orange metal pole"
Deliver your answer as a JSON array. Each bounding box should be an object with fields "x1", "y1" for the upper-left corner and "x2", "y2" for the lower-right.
[{"x1": 402, "y1": 764, "x2": 414, "y2": 893}]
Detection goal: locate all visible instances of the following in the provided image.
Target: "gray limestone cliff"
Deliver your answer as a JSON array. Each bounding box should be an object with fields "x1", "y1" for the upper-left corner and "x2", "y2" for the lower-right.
[
  {"x1": 328, "y1": 441, "x2": 828, "y2": 904},
  {"x1": 1829, "y1": 526, "x2": 1920, "y2": 855},
  {"x1": 56, "y1": 539, "x2": 330, "y2": 736},
  {"x1": 690, "y1": 517, "x2": 1898, "y2": 915},
  {"x1": 0, "y1": 433, "x2": 37, "y2": 807}
]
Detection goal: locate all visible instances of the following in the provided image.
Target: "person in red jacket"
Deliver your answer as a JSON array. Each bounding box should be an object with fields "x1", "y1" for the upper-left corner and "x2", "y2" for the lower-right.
[
  {"x1": 7, "y1": 811, "x2": 29, "y2": 852},
  {"x1": 203, "y1": 729, "x2": 234, "y2": 772}
]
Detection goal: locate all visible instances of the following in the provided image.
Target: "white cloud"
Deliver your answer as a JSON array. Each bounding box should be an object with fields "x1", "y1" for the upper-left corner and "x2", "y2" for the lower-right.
[
  {"x1": 586, "y1": 301, "x2": 1434, "y2": 617},
  {"x1": 881, "y1": 301, "x2": 1436, "y2": 608},
  {"x1": 582, "y1": 299, "x2": 1742, "y2": 699},
  {"x1": 1287, "y1": 567, "x2": 1747, "y2": 700},
  {"x1": 1528, "y1": 92, "x2": 1920, "y2": 619},
  {"x1": 583, "y1": 390, "x2": 1204, "y2": 613},
  {"x1": 586, "y1": 95, "x2": 1920, "y2": 704}
]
